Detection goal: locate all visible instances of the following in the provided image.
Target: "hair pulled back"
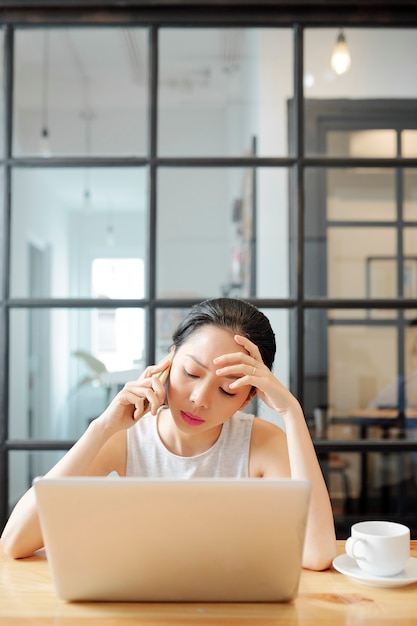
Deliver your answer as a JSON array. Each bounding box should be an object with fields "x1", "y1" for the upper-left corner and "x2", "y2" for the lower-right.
[{"x1": 172, "y1": 298, "x2": 276, "y2": 370}]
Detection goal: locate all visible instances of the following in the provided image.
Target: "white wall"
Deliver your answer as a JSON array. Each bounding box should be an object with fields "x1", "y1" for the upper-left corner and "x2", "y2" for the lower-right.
[{"x1": 9, "y1": 169, "x2": 70, "y2": 499}]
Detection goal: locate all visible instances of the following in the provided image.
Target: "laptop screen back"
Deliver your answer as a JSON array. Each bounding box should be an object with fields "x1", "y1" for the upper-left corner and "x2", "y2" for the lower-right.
[{"x1": 34, "y1": 477, "x2": 311, "y2": 603}]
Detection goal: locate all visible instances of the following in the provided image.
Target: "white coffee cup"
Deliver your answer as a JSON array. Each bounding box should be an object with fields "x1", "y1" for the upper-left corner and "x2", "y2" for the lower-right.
[{"x1": 346, "y1": 521, "x2": 410, "y2": 577}]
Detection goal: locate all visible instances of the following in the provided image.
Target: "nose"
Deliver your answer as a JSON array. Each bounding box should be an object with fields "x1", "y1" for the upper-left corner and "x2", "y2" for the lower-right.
[{"x1": 189, "y1": 379, "x2": 211, "y2": 409}]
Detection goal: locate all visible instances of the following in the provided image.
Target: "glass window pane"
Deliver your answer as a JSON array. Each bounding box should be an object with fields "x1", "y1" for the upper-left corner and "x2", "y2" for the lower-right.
[
  {"x1": 14, "y1": 27, "x2": 148, "y2": 157},
  {"x1": 9, "y1": 451, "x2": 66, "y2": 512},
  {"x1": 319, "y1": 450, "x2": 417, "y2": 521},
  {"x1": 10, "y1": 167, "x2": 147, "y2": 298},
  {"x1": 406, "y1": 320, "x2": 417, "y2": 410},
  {"x1": 403, "y1": 131, "x2": 417, "y2": 157},
  {"x1": 404, "y1": 170, "x2": 417, "y2": 221},
  {"x1": 403, "y1": 229, "x2": 417, "y2": 301},
  {"x1": 304, "y1": 28, "x2": 417, "y2": 157},
  {"x1": 305, "y1": 308, "x2": 417, "y2": 522},
  {"x1": 156, "y1": 307, "x2": 189, "y2": 362},
  {"x1": 363, "y1": 451, "x2": 417, "y2": 515},
  {"x1": 305, "y1": 309, "x2": 417, "y2": 435},
  {"x1": 9, "y1": 308, "x2": 145, "y2": 440},
  {"x1": 329, "y1": 322, "x2": 398, "y2": 414},
  {"x1": 326, "y1": 169, "x2": 396, "y2": 221},
  {"x1": 158, "y1": 28, "x2": 293, "y2": 157},
  {"x1": 326, "y1": 130, "x2": 397, "y2": 159},
  {"x1": 157, "y1": 167, "x2": 289, "y2": 299},
  {"x1": 304, "y1": 309, "x2": 401, "y2": 421},
  {"x1": 305, "y1": 167, "x2": 398, "y2": 298},
  {"x1": 308, "y1": 225, "x2": 397, "y2": 299}
]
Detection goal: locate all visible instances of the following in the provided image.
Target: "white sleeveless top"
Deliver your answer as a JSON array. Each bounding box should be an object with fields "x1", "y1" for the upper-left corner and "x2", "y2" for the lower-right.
[{"x1": 126, "y1": 409, "x2": 254, "y2": 478}]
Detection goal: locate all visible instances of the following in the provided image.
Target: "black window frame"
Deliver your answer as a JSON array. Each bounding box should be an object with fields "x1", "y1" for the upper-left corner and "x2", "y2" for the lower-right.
[{"x1": 1, "y1": 1, "x2": 417, "y2": 535}]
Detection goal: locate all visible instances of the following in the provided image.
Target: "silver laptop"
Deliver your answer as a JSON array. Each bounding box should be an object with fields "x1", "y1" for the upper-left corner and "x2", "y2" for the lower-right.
[{"x1": 33, "y1": 476, "x2": 311, "y2": 603}]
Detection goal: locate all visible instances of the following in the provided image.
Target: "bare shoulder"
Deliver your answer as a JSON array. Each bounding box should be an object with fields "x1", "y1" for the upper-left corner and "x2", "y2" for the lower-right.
[
  {"x1": 251, "y1": 417, "x2": 287, "y2": 447},
  {"x1": 249, "y1": 417, "x2": 290, "y2": 478}
]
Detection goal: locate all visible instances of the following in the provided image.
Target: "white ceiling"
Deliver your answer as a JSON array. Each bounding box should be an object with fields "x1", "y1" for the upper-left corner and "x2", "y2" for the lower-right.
[{"x1": 10, "y1": 27, "x2": 417, "y2": 214}]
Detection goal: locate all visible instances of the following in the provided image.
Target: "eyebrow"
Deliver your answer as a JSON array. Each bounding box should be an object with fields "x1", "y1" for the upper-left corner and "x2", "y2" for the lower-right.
[{"x1": 186, "y1": 354, "x2": 239, "y2": 380}]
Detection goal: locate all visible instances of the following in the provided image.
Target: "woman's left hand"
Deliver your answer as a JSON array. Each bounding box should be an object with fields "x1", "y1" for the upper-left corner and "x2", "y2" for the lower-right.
[
  {"x1": 215, "y1": 334, "x2": 336, "y2": 571},
  {"x1": 213, "y1": 334, "x2": 295, "y2": 417}
]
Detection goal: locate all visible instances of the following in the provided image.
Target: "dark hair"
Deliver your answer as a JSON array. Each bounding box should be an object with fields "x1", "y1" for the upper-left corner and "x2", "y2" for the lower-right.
[{"x1": 172, "y1": 298, "x2": 276, "y2": 370}]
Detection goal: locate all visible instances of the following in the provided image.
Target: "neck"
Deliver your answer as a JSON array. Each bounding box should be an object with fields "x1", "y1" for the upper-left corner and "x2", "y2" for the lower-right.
[{"x1": 157, "y1": 408, "x2": 222, "y2": 457}]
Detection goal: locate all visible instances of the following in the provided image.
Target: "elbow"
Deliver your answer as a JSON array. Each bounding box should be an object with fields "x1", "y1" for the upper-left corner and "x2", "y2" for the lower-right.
[
  {"x1": 1, "y1": 535, "x2": 20, "y2": 560},
  {"x1": 302, "y1": 542, "x2": 337, "y2": 572},
  {"x1": 1, "y1": 489, "x2": 43, "y2": 559},
  {"x1": 302, "y1": 554, "x2": 334, "y2": 571},
  {"x1": 1, "y1": 530, "x2": 35, "y2": 560}
]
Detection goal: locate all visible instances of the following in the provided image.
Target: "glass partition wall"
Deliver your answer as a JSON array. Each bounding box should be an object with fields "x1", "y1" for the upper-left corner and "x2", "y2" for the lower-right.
[{"x1": 1, "y1": 4, "x2": 417, "y2": 538}]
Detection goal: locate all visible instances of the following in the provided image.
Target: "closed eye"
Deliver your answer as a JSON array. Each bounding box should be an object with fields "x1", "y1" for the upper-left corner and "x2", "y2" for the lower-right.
[
  {"x1": 184, "y1": 366, "x2": 235, "y2": 396},
  {"x1": 184, "y1": 368, "x2": 198, "y2": 379},
  {"x1": 220, "y1": 387, "x2": 236, "y2": 397}
]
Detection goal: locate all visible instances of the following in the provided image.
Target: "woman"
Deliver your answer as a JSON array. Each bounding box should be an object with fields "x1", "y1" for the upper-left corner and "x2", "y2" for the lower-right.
[{"x1": 1, "y1": 298, "x2": 336, "y2": 569}]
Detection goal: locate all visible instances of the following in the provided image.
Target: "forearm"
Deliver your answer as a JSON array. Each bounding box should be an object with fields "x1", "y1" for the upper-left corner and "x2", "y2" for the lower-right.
[
  {"x1": 1, "y1": 419, "x2": 115, "y2": 559},
  {"x1": 1, "y1": 365, "x2": 170, "y2": 560},
  {"x1": 46, "y1": 418, "x2": 115, "y2": 478},
  {"x1": 284, "y1": 402, "x2": 337, "y2": 570}
]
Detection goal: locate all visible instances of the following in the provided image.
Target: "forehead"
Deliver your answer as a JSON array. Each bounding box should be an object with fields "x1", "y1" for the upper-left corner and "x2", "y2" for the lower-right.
[{"x1": 178, "y1": 325, "x2": 239, "y2": 356}]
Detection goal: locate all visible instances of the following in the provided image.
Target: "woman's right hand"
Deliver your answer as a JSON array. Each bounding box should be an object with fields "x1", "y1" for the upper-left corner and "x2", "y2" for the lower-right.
[
  {"x1": 97, "y1": 352, "x2": 173, "y2": 433},
  {"x1": 0, "y1": 351, "x2": 176, "y2": 561}
]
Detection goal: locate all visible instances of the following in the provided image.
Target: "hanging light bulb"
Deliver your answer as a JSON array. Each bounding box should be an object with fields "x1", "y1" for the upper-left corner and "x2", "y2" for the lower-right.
[
  {"x1": 330, "y1": 29, "x2": 351, "y2": 76},
  {"x1": 83, "y1": 185, "x2": 91, "y2": 210},
  {"x1": 40, "y1": 126, "x2": 51, "y2": 157},
  {"x1": 40, "y1": 31, "x2": 51, "y2": 156},
  {"x1": 81, "y1": 108, "x2": 94, "y2": 210}
]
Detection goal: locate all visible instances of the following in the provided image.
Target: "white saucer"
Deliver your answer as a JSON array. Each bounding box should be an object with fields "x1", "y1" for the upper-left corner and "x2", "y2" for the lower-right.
[{"x1": 332, "y1": 554, "x2": 417, "y2": 588}]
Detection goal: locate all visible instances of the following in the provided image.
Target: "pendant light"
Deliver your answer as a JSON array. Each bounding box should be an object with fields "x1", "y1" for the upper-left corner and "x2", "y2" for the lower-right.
[
  {"x1": 40, "y1": 31, "x2": 51, "y2": 156},
  {"x1": 81, "y1": 109, "x2": 94, "y2": 210},
  {"x1": 330, "y1": 29, "x2": 351, "y2": 76}
]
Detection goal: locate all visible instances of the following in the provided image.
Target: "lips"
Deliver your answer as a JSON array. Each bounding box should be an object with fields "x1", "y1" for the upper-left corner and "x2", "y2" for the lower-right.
[{"x1": 180, "y1": 411, "x2": 205, "y2": 426}]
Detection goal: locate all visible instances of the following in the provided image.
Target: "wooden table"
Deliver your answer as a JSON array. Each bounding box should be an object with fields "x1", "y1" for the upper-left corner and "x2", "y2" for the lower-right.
[{"x1": 1, "y1": 541, "x2": 417, "y2": 625}]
